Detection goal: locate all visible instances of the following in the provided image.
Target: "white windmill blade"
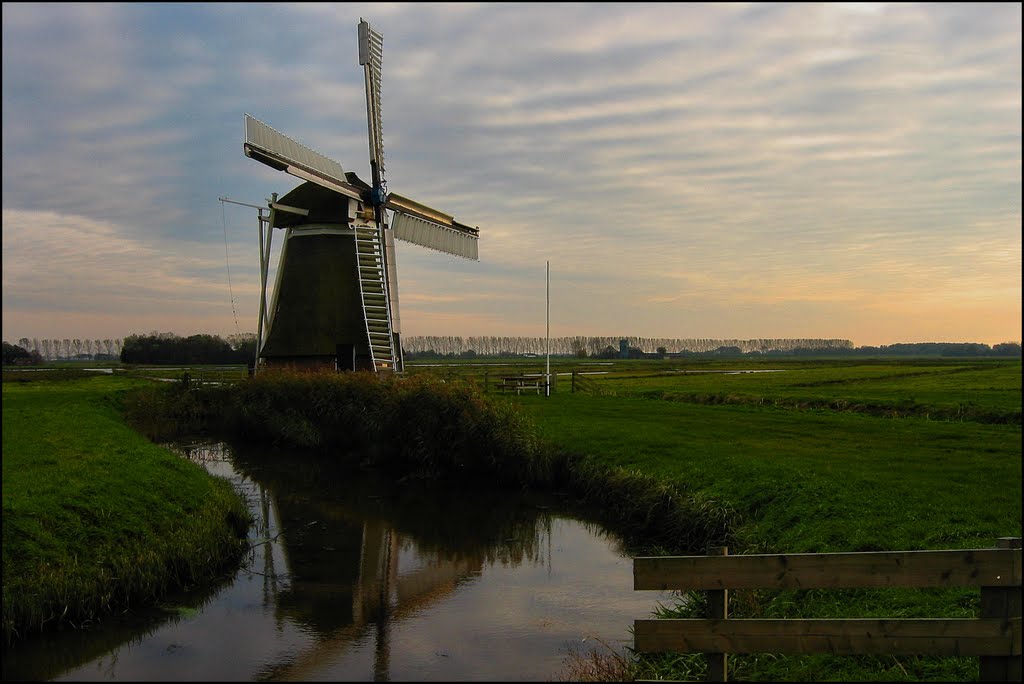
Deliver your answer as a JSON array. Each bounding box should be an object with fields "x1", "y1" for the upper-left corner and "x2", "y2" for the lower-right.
[
  {"x1": 357, "y1": 19, "x2": 479, "y2": 261},
  {"x1": 358, "y1": 18, "x2": 385, "y2": 179},
  {"x1": 387, "y1": 193, "x2": 480, "y2": 261},
  {"x1": 243, "y1": 113, "x2": 363, "y2": 200}
]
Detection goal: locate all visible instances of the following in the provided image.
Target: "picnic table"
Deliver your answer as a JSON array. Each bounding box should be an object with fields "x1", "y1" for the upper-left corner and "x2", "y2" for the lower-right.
[{"x1": 499, "y1": 375, "x2": 544, "y2": 395}]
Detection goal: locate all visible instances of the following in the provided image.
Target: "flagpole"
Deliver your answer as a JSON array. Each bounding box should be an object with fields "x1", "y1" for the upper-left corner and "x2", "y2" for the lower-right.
[{"x1": 546, "y1": 260, "x2": 550, "y2": 397}]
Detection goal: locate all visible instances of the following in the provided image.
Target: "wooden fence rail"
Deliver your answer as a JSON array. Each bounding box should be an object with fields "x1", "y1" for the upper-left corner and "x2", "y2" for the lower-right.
[{"x1": 633, "y1": 537, "x2": 1021, "y2": 681}]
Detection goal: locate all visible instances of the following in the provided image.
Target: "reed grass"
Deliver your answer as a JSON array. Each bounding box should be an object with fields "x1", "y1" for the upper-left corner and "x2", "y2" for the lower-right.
[
  {"x1": 122, "y1": 369, "x2": 738, "y2": 554},
  {"x1": 216, "y1": 370, "x2": 551, "y2": 485}
]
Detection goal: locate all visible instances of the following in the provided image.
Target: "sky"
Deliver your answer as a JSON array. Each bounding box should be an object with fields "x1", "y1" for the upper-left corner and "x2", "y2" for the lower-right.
[{"x1": 2, "y1": 2, "x2": 1021, "y2": 348}]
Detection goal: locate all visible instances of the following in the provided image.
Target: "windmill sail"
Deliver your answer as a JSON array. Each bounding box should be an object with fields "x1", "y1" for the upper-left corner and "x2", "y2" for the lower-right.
[
  {"x1": 244, "y1": 114, "x2": 362, "y2": 200},
  {"x1": 358, "y1": 19, "x2": 385, "y2": 181},
  {"x1": 388, "y1": 194, "x2": 479, "y2": 260},
  {"x1": 391, "y1": 212, "x2": 479, "y2": 260}
]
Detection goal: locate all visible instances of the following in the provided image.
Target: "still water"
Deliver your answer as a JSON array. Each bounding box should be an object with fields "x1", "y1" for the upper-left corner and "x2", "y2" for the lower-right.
[{"x1": 4, "y1": 441, "x2": 672, "y2": 681}]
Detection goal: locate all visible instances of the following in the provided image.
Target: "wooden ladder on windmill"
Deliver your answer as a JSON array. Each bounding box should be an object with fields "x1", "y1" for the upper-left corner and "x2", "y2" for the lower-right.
[{"x1": 354, "y1": 222, "x2": 398, "y2": 371}]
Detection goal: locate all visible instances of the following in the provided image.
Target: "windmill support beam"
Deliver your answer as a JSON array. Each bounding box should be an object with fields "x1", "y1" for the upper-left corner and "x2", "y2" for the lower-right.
[
  {"x1": 382, "y1": 224, "x2": 403, "y2": 370},
  {"x1": 386, "y1": 194, "x2": 454, "y2": 227},
  {"x1": 270, "y1": 202, "x2": 310, "y2": 216},
  {"x1": 255, "y1": 197, "x2": 278, "y2": 374},
  {"x1": 277, "y1": 164, "x2": 364, "y2": 202}
]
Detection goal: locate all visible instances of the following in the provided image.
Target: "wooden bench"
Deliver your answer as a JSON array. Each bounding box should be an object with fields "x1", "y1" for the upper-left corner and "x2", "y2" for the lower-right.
[
  {"x1": 499, "y1": 375, "x2": 543, "y2": 395},
  {"x1": 633, "y1": 537, "x2": 1022, "y2": 681}
]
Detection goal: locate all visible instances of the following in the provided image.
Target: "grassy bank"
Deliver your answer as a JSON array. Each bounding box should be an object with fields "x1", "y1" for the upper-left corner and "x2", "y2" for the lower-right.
[
  {"x1": 1, "y1": 374, "x2": 250, "y2": 646},
  {"x1": 516, "y1": 393, "x2": 1020, "y2": 553},
  {"x1": 511, "y1": 363, "x2": 1021, "y2": 681}
]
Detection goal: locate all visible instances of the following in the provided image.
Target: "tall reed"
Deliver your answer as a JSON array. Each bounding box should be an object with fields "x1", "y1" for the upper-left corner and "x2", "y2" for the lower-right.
[{"x1": 123, "y1": 369, "x2": 735, "y2": 553}]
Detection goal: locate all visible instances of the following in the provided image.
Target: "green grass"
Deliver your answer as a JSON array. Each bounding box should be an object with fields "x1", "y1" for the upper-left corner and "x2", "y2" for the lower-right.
[
  {"x1": 515, "y1": 392, "x2": 1020, "y2": 553},
  {"x1": 407, "y1": 358, "x2": 1021, "y2": 423},
  {"x1": 2, "y1": 374, "x2": 250, "y2": 645},
  {"x1": 4, "y1": 358, "x2": 1019, "y2": 680},
  {"x1": 587, "y1": 360, "x2": 1021, "y2": 423},
  {"x1": 500, "y1": 361, "x2": 1021, "y2": 682}
]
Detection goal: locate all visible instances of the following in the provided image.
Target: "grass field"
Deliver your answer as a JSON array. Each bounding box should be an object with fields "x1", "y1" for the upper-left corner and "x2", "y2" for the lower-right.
[
  {"x1": 515, "y1": 392, "x2": 1020, "y2": 553},
  {"x1": 409, "y1": 357, "x2": 1021, "y2": 422},
  {"x1": 3, "y1": 357, "x2": 1020, "y2": 680},
  {"x1": 1, "y1": 374, "x2": 250, "y2": 645},
  {"x1": 491, "y1": 358, "x2": 1021, "y2": 681}
]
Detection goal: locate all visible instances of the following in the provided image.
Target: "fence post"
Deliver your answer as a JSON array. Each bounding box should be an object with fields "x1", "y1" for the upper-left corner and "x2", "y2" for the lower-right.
[
  {"x1": 980, "y1": 537, "x2": 1022, "y2": 682},
  {"x1": 707, "y1": 545, "x2": 729, "y2": 682},
  {"x1": 484, "y1": 369, "x2": 489, "y2": 393},
  {"x1": 572, "y1": 369, "x2": 576, "y2": 393}
]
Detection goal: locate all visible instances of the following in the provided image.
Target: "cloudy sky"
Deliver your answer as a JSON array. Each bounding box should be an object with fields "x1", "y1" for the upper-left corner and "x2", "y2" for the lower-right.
[{"x1": 2, "y1": 2, "x2": 1020, "y2": 347}]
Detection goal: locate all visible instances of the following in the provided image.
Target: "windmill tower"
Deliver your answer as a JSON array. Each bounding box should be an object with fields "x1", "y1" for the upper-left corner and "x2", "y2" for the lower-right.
[{"x1": 242, "y1": 18, "x2": 479, "y2": 373}]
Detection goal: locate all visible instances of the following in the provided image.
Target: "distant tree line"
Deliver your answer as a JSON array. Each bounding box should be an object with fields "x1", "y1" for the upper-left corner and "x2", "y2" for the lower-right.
[
  {"x1": 119, "y1": 332, "x2": 256, "y2": 365},
  {"x1": 831, "y1": 342, "x2": 1021, "y2": 357},
  {"x1": 402, "y1": 336, "x2": 856, "y2": 358},
  {"x1": 6, "y1": 337, "x2": 124, "y2": 362},
  {"x1": 402, "y1": 337, "x2": 1022, "y2": 359},
  {"x1": 4, "y1": 334, "x2": 1019, "y2": 366}
]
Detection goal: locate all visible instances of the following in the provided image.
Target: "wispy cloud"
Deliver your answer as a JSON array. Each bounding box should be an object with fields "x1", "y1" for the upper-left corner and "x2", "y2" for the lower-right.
[{"x1": 2, "y1": 2, "x2": 1020, "y2": 345}]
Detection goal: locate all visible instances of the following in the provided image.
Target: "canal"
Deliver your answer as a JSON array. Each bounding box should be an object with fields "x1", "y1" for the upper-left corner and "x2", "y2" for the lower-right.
[{"x1": 3, "y1": 440, "x2": 672, "y2": 681}]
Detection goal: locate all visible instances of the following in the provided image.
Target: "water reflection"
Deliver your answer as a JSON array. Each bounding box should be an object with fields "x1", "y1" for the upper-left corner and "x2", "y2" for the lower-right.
[{"x1": 4, "y1": 442, "x2": 669, "y2": 681}]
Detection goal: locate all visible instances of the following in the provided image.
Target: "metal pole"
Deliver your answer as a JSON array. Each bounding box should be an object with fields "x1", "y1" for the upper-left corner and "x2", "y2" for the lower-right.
[
  {"x1": 546, "y1": 260, "x2": 550, "y2": 397},
  {"x1": 262, "y1": 197, "x2": 276, "y2": 328},
  {"x1": 255, "y1": 193, "x2": 278, "y2": 375},
  {"x1": 254, "y1": 209, "x2": 266, "y2": 375},
  {"x1": 219, "y1": 196, "x2": 266, "y2": 211},
  {"x1": 219, "y1": 196, "x2": 275, "y2": 378}
]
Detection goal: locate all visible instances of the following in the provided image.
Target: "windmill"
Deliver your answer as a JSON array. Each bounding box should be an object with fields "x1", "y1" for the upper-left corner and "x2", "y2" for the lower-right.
[{"x1": 241, "y1": 18, "x2": 479, "y2": 373}]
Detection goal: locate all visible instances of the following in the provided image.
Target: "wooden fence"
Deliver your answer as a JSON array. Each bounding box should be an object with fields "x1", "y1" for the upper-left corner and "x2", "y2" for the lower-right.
[{"x1": 633, "y1": 537, "x2": 1021, "y2": 681}]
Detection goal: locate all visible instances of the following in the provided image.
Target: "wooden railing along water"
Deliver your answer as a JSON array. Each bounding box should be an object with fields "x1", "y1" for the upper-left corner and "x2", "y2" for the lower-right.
[{"x1": 633, "y1": 537, "x2": 1022, "y2": 681}]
